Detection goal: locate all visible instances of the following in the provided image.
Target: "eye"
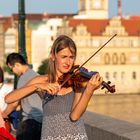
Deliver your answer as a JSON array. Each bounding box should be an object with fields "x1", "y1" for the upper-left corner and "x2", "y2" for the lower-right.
[
  {"x1": 61, "y1": 56, "x2": 67, "y2": 58},
  {"x1": 70, "y1": 56, "x2": 75, "y2": 59}
]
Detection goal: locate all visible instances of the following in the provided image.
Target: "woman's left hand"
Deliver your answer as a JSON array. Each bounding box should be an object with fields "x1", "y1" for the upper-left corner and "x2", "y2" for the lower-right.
[
  {"x1": 35, "y1": 82, "x2": 60, "y2": 95},
  {"x1": 86, "y1": 73, "x2": 103, "y2": 92}
]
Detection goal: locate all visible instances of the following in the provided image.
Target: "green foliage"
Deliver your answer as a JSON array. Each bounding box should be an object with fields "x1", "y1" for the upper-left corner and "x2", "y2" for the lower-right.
[
  {"x1": 3, "y1": 63, "x2": 13, "y2": 75},
  {"x1": 37, "y1": 58, "x2": 49, "y2": 75},
  {"x1": 2, "y1": 53, "x2": 14, "y2": 75}
]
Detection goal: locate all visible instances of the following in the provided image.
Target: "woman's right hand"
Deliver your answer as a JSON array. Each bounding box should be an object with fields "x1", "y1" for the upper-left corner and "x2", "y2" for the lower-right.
[{"x1": 35, "y1": 82, "x2": 60, "y2": 95}]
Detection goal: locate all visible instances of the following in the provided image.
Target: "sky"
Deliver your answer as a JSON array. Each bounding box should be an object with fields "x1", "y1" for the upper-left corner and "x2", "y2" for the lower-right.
[{"x1": 0, "y1": 0, "x2": 140, "y2": 18}]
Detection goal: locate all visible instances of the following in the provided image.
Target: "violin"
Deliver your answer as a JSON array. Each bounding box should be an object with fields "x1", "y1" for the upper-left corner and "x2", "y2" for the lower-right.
[
  {"x1": 58, "y1": 34, "x2": 117, "y2": 93},
  {"x1": 58, "y1": 65, "x2": 115, "y2": 93}
]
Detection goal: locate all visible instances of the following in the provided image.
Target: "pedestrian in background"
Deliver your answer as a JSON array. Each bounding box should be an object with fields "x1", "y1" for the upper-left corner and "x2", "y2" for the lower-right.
[
  {"x1": 0, "y1": 66, "x2": 16, "y2": 131},
  {"x1": 6, "y1": 53, "x2": 43, "y2": 140}
]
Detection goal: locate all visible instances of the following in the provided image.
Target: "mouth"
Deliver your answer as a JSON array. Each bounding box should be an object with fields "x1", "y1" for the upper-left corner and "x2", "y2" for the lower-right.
[
  {"x1": 63, "y1": 65, "x2": 72, "y2": 71},
  {"x1": 63, "y1": 66, "x2": 70, "y2": 70}
]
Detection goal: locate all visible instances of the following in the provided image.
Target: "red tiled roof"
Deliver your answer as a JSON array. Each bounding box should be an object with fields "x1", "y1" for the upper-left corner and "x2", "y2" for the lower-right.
[
  {"x1": 12, "y1": 13, "x2": 75, "y2": 20},
  {"x1": 0, "y1": 17, "x2": 12, "y2": 32},
  {"x1": 121, "y1": 19, "x2": 140, "y2": 35},
  {"x1": 2, "y1": 14, "x2": 140, "y2": 36},
  {"x1": 12, "y1": 14, "x2": 43, "y2": 20},
  {"x1": 43, "y1": 13, "x2": 76, "y2": 18},
  {"x1": 69, "y1": 18, "x2": 140, "y2": 36},
  {"x1": 130, "y1": 16, "x2": 140, "y2": 20},
  {"x1": 69, "y1": 19, "x2": 109, "y2": 35}
]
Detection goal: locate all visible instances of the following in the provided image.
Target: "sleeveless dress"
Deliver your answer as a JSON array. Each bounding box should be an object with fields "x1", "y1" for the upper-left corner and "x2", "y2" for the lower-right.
[{"x1": 41, "y1": 91, "x2": 88, "y2": 140}]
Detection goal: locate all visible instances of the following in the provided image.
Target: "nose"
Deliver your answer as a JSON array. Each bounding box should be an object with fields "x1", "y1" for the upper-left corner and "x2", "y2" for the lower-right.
[{"x1": 66, "y1": 58, "x2": 71, "y2": 65}]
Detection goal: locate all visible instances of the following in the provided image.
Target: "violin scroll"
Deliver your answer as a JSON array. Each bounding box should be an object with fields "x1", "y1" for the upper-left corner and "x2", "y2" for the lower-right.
[{"x1": 101, "y1": 81, "x2": 115, "y2": 93}]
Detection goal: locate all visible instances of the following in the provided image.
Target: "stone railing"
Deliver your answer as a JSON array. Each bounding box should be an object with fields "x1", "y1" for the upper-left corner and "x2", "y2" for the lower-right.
[{"x1": 83, "y1": 112, "x2": 140, "y2": 140}]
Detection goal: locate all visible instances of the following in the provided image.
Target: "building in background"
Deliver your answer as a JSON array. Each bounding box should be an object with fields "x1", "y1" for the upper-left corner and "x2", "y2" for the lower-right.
[
  {"x1": 4, "y1": 24, "x2": 16, "y2": 56},
  {"x1": 0, "y1": 0, "x2": 140, "y2": 94},
  {"x1": 57, "y1": 0, "x2": 140, "y2": 94},
  {"x1": 0, "y1": 18, "x2": 6, "y2": 67},
  {"x1": 76, "y1": 0, "x2": 108, "y2": 19},
  {"x1": 30, "y1": 14, "x2": 71, "y2": 71}
]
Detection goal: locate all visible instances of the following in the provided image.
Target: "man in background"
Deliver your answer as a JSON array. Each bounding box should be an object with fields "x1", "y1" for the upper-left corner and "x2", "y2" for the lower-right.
[{"x1": 6, "y1": 53, "x2": 43, "y2": 140}]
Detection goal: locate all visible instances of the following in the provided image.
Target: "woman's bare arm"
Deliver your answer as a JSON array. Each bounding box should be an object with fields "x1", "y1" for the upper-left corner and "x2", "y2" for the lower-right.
[
  {"x1": 5, "y1": 84, "x2": 37, "y2": 103},
  {"x1": 5, "y1": 75, "x2": 60, "y2": 104},
  {"x1": 70, "y1": 73, "x2": 103, "y2": 121}
]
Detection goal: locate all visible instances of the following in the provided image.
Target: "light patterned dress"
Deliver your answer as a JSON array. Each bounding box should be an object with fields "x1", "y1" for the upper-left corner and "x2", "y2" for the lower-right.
[{"x1": 41, "y1": 91, "x2": 88, "y2": 140}]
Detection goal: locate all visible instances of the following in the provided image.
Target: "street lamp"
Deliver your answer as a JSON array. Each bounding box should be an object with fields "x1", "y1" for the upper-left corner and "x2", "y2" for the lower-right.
[
  {"x1": 18, "y1": 0, "x2": 27, "y2": 61},
  {"x1": 14, "y1": 0, "x2": 28, "y2": 89}
]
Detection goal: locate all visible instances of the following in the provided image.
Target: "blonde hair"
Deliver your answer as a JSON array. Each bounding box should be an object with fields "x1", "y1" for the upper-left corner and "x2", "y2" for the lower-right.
[{"x1": 48, "y1": 35, "x2": 77, "y2": 82}]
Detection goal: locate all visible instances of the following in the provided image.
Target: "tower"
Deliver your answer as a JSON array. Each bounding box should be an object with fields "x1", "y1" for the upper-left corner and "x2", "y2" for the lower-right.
[
  {"x1": 117, "y1": 0, "x2": 122, "y2": 17},
  {"x1": 76, "y1": 0, "x2": 108, "y2": 19}
]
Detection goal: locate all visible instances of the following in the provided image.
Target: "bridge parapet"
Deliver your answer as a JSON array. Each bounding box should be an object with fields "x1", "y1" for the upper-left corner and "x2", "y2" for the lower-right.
[{"x1": 84, "y1": 112, "x2": 140, "y2": 140}]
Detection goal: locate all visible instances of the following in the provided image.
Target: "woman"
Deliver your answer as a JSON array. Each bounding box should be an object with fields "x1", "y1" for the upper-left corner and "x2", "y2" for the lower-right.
[
  {"x1": 0, "y1": 66, "x2": 20, "y2": 132},
  {"x1": 5, "y1": 35, "x2": 103, "y2": 139},
  {"x1": 0, "y1": 67, "x2": 13, "y2": 114},
  {"x1": 0, "y1": 66, "x2": 16, "y2": 140},
  {"x1": 0, "y1": 66, "x2": 13, "y2": 129}
]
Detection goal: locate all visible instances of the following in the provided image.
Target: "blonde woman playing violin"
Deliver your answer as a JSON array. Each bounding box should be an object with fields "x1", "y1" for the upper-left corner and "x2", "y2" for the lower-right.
[{"x1": 5, "y1": 35, "x2": 103, "y2": 140}]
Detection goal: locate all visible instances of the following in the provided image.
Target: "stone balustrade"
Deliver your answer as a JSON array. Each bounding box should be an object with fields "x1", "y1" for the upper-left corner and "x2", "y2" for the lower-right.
[{"x1": 83, "y1": 111, "x2": 140, "y2": 140}]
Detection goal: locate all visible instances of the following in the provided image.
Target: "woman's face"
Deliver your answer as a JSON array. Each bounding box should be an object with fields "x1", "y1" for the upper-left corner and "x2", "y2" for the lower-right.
[{"x1": 55, "y1": 47, "x2": 75, "y2": 77}]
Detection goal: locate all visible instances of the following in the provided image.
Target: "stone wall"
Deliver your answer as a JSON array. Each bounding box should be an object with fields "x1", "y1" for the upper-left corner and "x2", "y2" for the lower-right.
[{"x1": 83, "y1": 112, "x2": 140, "y2": 140}]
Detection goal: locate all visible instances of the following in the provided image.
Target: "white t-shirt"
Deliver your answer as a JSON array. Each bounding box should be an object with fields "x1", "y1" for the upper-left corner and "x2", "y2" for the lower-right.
[{"x1": 0, "y1": 83, "x2": 13, "y2": 111}]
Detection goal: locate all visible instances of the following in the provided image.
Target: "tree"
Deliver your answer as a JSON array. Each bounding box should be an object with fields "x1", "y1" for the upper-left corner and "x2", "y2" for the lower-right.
[
  {"x1": 37, "y1": 58, "x2": 49, "y2": 75},
  {"x1": 3, "y1": 65, "x2": 13, "y2": 75},
  {"x1": 3, "y1": 54, "x2": 13, "y2": 75}
]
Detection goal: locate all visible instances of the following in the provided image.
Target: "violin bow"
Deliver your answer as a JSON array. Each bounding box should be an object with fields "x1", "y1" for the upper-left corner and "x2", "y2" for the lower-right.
[{"x1": 61, "y1": 34, "x2": 117, "y2": 87}]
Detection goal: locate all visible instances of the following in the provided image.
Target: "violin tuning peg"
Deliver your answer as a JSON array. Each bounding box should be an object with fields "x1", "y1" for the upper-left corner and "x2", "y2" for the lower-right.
[
  {"x1": 107, "y1": 81, "x2": 111, "y2": 85},
  {"x1": 101, "y1": 86, "x2": 104, "y2": 90}
]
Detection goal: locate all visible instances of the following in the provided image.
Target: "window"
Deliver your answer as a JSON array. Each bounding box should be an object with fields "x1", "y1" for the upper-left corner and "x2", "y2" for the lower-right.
[
  {"x1": 105, "y1": 72, "x2": 109, "y2": 80},
  {"x1": 112, "y1": 53, "x2": 118, "y2": 64},
  {"x1": 104, "y1": 53, "x2": 110, "y2": 64},
  {"x1": 121, "y1": 72, "x2": 125, "y2": 80},
  {"x1": 57, "y1": 26, "x2": 60, "y2": 30},
  {"x1": 120, "y1": 53, "x2": 126, "y2": 64},
  {"x1": 121, "y1": 72, "x2": 125, "y2": 84},
  {"x1": 50, "y1": 26, "x2": 53, "y2": 30},
  {"x1": 113, "y1": 72, "x2": 117, "y2": 80},
  {"x1": 93, "y1": 0, "x2": 101, "y2": 9},
  {"x1": 81, "y1": 0, "x2": 85, "y2": 10},
  {"x1": 80, "y1": 29, "x2": 84, "y2": 35},
  {"x1": 132, "y1": 72, "x2": 136, "y2": 80},
  {"x1": 51, "y1": 36, "x2": 54, "y2": 41},
  {"x1": 92, "y1": 40, "x2": 100, "y2": 47}
]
